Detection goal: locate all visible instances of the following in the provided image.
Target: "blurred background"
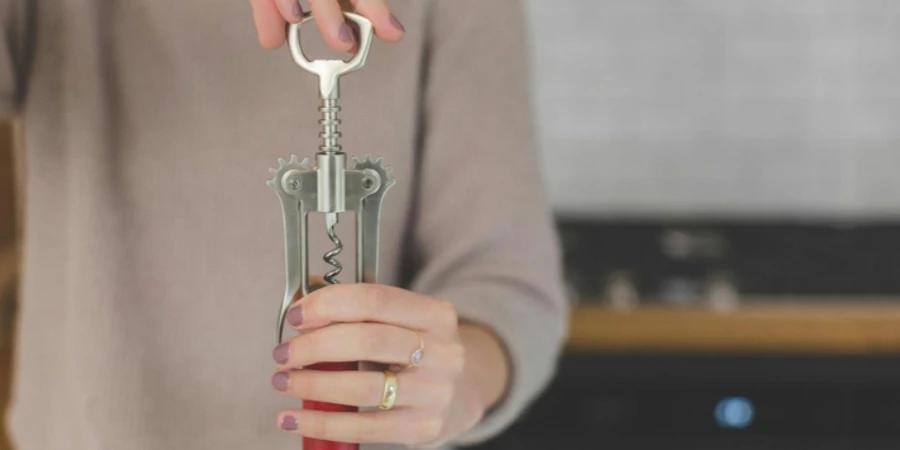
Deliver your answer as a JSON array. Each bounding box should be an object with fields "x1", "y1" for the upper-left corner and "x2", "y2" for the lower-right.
[{"x1": 3, "y1": 1, "x2": 900, "y2": 449}]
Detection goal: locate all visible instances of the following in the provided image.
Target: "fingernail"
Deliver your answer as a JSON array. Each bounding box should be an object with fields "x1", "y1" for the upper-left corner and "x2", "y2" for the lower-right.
[
  {"x1": 272, "y1": 371, "x2": 290, "y2": 392},
  {"x1": 273, "y1": 343, "x2": 290, "y2": 365},
  {"x1": 390, "y1": 14, "x2": 405, "y2": 32},
  {"x1": 281, "y1": 415, "x2": 299, "y2": 431},
  {"x1": 287, "y1": 306, "x2": 304, "y2": 327},
  {"x1": 339, "y1": 23, "x2": 355, "y2": 44},
  {"x1": 292, "y1": 2, "x2": 303, "y2": 18}
]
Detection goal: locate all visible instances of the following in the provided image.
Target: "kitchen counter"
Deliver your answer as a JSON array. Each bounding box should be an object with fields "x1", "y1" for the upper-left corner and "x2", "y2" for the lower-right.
[{"x1": 569, "y1": 300, "x2": 900, "y2": 354}]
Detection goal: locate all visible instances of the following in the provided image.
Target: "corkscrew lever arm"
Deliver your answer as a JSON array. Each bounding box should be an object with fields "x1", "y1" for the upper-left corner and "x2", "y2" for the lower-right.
[
  {"x1": 354, "y1": 157, "x2": 395, "y2": 284},
  {"x1": 267, "y1": 156, "x2": 317, "y2": 344}
]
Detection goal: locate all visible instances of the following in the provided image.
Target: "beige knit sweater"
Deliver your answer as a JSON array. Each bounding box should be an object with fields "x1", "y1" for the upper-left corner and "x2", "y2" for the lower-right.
[{"x1": 0, "y1": 1, "x2": 568, "y2": 449}]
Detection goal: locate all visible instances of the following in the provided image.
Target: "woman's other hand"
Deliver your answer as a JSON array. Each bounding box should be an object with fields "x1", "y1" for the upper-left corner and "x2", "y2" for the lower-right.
[
  {"x1": 270, "y1": 284, "x2": 510, "y2": 447},
  {"x1": 249, "y1": 0, "x2": 405, "y2": 51}
]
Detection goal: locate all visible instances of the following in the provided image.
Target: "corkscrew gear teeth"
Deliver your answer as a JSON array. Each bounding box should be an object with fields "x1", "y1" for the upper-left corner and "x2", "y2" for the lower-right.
[
  {"x1": 352, "y1": 155, "x2": 396, "y2": 187},
  {"x1": 267, "y1": 155, "x2": 311, "y2": 186}
]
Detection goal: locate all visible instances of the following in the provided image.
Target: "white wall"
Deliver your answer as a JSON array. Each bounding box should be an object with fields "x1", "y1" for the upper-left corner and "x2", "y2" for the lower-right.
[{"x1": 524, "y1": 0, "x2": 900, "y2": 219}]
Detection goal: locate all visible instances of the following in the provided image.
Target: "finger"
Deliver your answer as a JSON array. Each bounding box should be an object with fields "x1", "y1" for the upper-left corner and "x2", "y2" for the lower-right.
[
  {"x1": 274, "y1": 323, "x2": 459, "y2": 373},
  {"x1": 277, "y1": 408, "x2": 442, "y2": 445},
  {"x1": 288, "y1": 276, "x2": 327, "y2": 308},
  {"x1": 288, "y1": 284, "x2": 458, "y2": 335},
  {"x1": 309, "y1": 0, "x2": 356, "y2": 52},
  {"x1": 273, "y1": 0, "x2": 306, "y2": 24},
  {"x1": 250, "y1": 0, "x2": 288, "y2": 49},
  {"x1": 351, "y1": 0, "x2": 405, "y2": 42},
  {"x1": 272, "y1": 369, "x2": 451, "y2": 409},
  {"x1": 308, "y1": 276, "x2": 326, "y2": 290}
]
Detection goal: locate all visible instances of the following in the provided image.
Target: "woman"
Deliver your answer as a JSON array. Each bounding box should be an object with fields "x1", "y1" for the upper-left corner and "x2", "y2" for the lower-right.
[{"x1": 1, "y1": 0, "x2": 568, "y2": 448}]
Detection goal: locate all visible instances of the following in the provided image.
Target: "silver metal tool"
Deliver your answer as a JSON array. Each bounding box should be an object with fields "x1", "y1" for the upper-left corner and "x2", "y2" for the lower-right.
[{"x1": 268, "y1": 12, "x2": 395, "y2": 343}]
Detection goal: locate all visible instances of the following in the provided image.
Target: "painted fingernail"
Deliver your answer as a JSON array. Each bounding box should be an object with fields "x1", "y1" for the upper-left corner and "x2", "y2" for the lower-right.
[
  {"x1": 292, "y1": 2, "x2": 303, "y2": 18},
  {"x1": 287, "y1": 306, "x2": 304, "y2": 327},
  {"x1": 390, "y1": 14, "x2": 405, "y2": 32},
  {"x1": 272, "y1": 371, "x2": 290, "y2": 392},
  {"x1": 339, "y1": 23, "x2": 355, "y2": 44},
  {"x1": 281, "y1": 415, "x2": 299, "y2": 431},
  {"x1": 273, "y1": 343, "x2": 290, "y2": 365}
]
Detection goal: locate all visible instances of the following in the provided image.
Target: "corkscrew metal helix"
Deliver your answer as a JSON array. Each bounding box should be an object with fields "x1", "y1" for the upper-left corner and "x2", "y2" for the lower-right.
[{"x1": 267, "y1": 12, "x2": 394, "y2": 450}]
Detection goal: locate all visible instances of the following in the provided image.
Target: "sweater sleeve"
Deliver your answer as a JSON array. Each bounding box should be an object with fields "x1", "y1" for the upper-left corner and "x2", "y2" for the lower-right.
[
  {"x1": 0, "y1": 0, "x2": 32, "y2": 118},
  {"x1": 408, "y1": 0, "x2": 569, "y2": 445}
]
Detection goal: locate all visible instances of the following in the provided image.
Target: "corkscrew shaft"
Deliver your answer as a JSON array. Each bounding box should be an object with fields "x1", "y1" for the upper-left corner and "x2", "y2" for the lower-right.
[
  {"x1": 323, "y1": 213, "x2": 343, "y2": 284},
  {"x1": 317, "y1": 98, "x2": 346, "y2": 285}
]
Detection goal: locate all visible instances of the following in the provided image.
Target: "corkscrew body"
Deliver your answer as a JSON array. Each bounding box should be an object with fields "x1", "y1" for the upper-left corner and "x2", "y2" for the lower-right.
[{"x1": 267, "y1": 11, "x2": 395, "y2": 344}]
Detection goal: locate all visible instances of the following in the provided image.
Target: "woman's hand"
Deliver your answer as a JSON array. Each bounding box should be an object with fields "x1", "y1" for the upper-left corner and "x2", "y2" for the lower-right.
[
  {"x1": 271, "y1": 284, "x2": 510, "y2": 448},
  {"x1": 249, "y1": 0, "x2": 405, "y2": 51}
]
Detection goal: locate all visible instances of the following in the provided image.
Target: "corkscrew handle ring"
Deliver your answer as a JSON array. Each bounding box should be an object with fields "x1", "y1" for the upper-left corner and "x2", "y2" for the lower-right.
[{"x1": 288, "y1": 12, "x2": 375, "y2": 100}]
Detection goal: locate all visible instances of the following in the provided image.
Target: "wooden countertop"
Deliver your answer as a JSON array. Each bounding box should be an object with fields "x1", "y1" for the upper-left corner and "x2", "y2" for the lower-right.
[{"x1": 568, "y1": 300, "x2": 900, "y2": 354}]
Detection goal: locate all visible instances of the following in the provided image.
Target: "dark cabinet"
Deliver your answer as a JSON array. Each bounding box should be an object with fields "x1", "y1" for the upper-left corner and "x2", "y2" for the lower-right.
[{"x1": 468, "y1": 354, "x2": 900, "y2": 450}]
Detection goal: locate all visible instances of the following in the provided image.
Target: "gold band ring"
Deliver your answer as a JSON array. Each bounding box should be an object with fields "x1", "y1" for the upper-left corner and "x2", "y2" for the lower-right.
[
  {"x1": 378, "y1": 370, "x2": 398, "y2": 410},
  {"x1": 407, "y1": 331, "x2": 425, "y2": 369}
]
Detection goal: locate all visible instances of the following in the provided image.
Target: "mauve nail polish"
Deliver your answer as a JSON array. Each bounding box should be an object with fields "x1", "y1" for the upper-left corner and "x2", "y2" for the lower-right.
[
  {"x1": 339, "y1": 23, "x2": 354, "y2": 44},
  {"x1": 292, "y1": 2, "x2": 303, "y2": 18},
  {"x1": 390, "y1": 14, "x2": 405, "y2": 32},
  {"x1": 286, "y1": 306, "x2": 304, "y2": 327},
  {"x1": 281, "y1": 415, "x2": 299, "y2": 431},
  {"x1": 272, "y1": 343, "x2": 290, "y2": 365},
  {"x1": 272, "y1": 372, "x2": 290, "y2": 392}
]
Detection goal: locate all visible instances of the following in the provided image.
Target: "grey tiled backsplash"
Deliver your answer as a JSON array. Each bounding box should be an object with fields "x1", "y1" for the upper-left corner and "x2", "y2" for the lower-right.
[{"x1": 524, "y1": 1, "x2": 900, "y2": 219}]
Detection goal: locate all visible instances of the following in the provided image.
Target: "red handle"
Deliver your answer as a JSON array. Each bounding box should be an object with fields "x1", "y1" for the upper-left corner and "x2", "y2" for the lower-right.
[{"x1": 302, "y1": 361, "x2": 360, "y2": 450}]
